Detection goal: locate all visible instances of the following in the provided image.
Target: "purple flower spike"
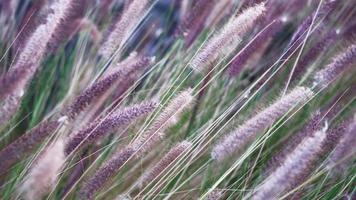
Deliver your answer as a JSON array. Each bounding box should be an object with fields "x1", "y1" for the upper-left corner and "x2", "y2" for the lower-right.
[
  {"x1": 291, "y1": 30, "x2": 338, "y2": 82},
  {"x1": 252, "y1": 130, "x2": 326, "y2": 200},
  {"x1": 0, "y1": 121, "x2": 59, "y2": 173},
  {"x1": 227, "y1": 19, "x2": 283, "y2": 77},
  {"x1": 266, "y1": 112, "x2": 324, "y2": 173},
  {"x1": 138, "y1": 141, "x2": 192, "y2": 187},
  {"x1": 329, "y1": 118, "x2": 356, "y2": 175},
  {"x1": 314, "y1": 44, "x2": 356, "y2": 87},
  {"x1": 80, "y1": 147, "x2": 135, "y2": 200},
  {"x1": 65, "y1": 55, "x2": 153, "y2": 119},
  {"x1": 65, "y1": 101, "x2": 157, "y2": 155},
  {"x1": 181, "y1": 0, "x2": 215, "y2": 48},
  {"x1": 289, "y1": 0, "x2": 339, "y2": 47},
  {"x1": 0, "y1": 68, "x2": 28, "y2": 100},
  {"x1": 190, "y1": 3, "x2": 266, "y2": 73},
  {"x1": 212, "y1": 87, "x2": 314, "y2": 162}
]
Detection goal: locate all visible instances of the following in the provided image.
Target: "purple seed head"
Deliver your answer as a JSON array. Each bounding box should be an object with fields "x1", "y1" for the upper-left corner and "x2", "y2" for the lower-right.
[
  {"x1": 291, "y1": 29, "x2": 338, "y2": 82},
  {"x1": 180, "y1": 0, "x2": 215, "y2": 48},
  {"x1": 314, "y1": 44, "x2": 356, "y2": 87},
  {"x1": 1, "y1": 0, "x2": 86, "y2": 125},
  {"x1": 65, "y1": 101, "x2": 157, "y2": 155},
  {"x1": 65, "y1": 55, "x2": 153, "y2": 119},
  {"x1": 99, "y1": 0, "x2": 150, "y2": 59},
  {"x1": 227, "y1": 19, "x2": 283, "y2": 77},
  {"x1": 329, "y1": 118, "x2": 356, "y2": 175},
  {"x1": 212, "y1": 87, "x2": 314, "y2": 162},
  {"x1": 266, "y1": 111, "x2": 324, "y2": 173},
  {"x1": 289, "y1": 0, "x2": 338, "y2": 47},
  {"x1": 252, "y1": 130, "x2": 326, "y2": 200},
  {"x1": 0, "y1": 121, "x2": 60, "y2": 173},
  {"x1": 190, "y1": 3, "x2": 266, "y2": 73},
  {"x1": 13, "y1": 0, "x2": 47, "y2": 51},
  {"x1": 80, "y1": 147, "x2": 135, "y2": 200},
  {"x1": 20, "y1": 138, "x2": 65, "y2": 200},
  {"x1": 138, "y1": 141, "x2": 192, "y2": 187},
  {"x1": 207, "y1": 189, "x2": 224, "y2": 200},
  {"x1": 0, "y1": 94, "x2": 22, "y2": 127},
  {"x1": 47, "y1": 0, "x2": 89, "y2": 52},
  {"x1": 132, "y1": 89, "x2": 194, "y2": 157},
  {"x1": 0, "y1": 67, "x2": 29, "y2": 100}
]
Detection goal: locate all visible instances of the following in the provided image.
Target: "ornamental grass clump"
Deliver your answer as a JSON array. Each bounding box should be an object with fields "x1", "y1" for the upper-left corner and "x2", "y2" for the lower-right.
[{"x1": 0, "y1": 1, "x2": 355, "y2": 199}]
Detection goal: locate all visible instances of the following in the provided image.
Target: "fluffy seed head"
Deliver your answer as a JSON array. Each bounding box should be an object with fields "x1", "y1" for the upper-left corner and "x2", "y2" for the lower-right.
[
  {"x1": 138, "y1": 141, "x2": 192, "y2": 187},
  {"x1": 190, "y1": 2, "x2": 266, "y2": 73},
  {"x1": 1, "y1": 0, "x2": 80, "y2": 124},
  {"x1": 181, "y1": 0, "x2": 215, "y2": 47},
  {"x1": 252, "y1": 130, "x2": 326, "y2": 200},
  {"x1": 99, "y1": 0, "x2": 150, "y2": 59},
  {"x1": 228, "y1": 19, "x2": 283, "y2": 77},
  {"x1": 0, "y1": 121, "x2": 60, "y2": 173},
  {"x1": 0, "y1": 67, "x2": 28, "y2": 100},
  {"x1": 266, "y1": 112, "x2": 323, "y2": 172},
  {"x1": 19, "y1": 139, "x2": 65, "y2": 200},
  {"x1": 314, "y1": 44, "x2": 356, "y2": 87},
  {"x1": 211, "y1": 87, "x2": 314, "y2": 161},
  {"x1": 14, "y1": 0, "x2": 74, "y2": 71},
  {"x1": 132, "y1": 89, "x2": 194, "y2": 156},
  {"x1": 80, "y1": 147, "x2": 135, "y2": 200},
  {"x1": 0, "y1": 94, "x2": 22, "y2": 127},
  {"x1": 207, "y1": 189, "x2": 224, "y2": 200},
  {"x1": 328, "y1": 117, "x2": 356, "y2": 175},
  {"x1": 65, "y1": 54, "x2": 154, "y2": 119},
  {"x1": 65, "y1": 101, "x2": 157, "y2": 155}
]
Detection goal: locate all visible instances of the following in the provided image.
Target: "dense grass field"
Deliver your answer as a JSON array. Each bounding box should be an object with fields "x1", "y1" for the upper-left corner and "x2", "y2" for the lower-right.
[{"x1": 0, "y1": 0, "x2": 355, "y2": 199}]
